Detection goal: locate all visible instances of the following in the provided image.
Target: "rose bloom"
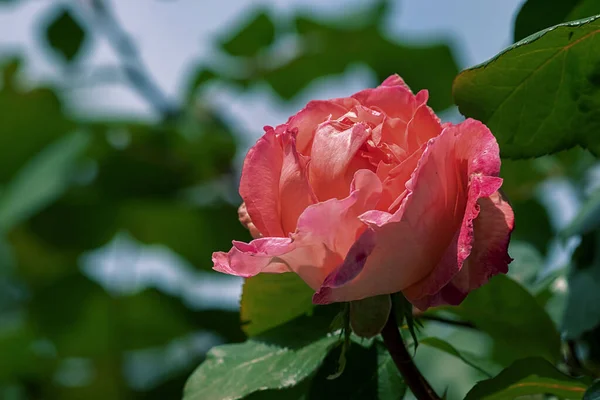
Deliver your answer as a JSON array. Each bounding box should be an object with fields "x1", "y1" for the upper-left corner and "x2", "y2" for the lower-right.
[{"x1": 213, "y1": 75, "x2": 514, "y2": 310}]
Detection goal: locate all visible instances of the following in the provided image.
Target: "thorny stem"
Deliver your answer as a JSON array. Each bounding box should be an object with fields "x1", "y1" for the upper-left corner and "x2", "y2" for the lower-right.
[{"x1": 381, "y1": 309, "x2": 441, "y2": 400}]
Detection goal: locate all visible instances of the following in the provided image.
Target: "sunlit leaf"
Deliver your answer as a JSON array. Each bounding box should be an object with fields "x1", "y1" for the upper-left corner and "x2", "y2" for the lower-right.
[
  {"x1": 241, "y1": 273, "x2": 314, "y2": 336},
  {"x1": 183, "y1": 333, "x2": 337, "y2": 400},
  {"x1": 454, "y1": 15, "x2": 600, "y2": 158}
]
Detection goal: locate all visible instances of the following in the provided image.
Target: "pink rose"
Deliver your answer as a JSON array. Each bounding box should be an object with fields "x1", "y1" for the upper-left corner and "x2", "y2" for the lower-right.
[{"x1": 213, "y1": 75, "x2": 514, "y2": 310}]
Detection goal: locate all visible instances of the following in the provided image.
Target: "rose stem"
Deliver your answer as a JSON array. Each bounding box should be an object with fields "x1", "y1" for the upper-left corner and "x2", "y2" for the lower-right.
[{"x1": 381, "y1": 309, "x2": 441, "y2": 400}]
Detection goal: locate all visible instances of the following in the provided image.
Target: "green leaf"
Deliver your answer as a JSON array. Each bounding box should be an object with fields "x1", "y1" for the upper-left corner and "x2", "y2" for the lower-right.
[
  {"x1": 584, "y1": 381, "x2": 600, "y2": 400},
  {"x1": 563, "y1": 186, "x2": 600, "y2": 237},
  {"x1": 420, "y1": 337, "x2": 492, "y2": 378},
  {"x1": 44, "y1": 7, "x2": 87, "y2": 62},
  {"x1": 453, "y1": 15, "x2": 600, "y2": 158},
  {"x1": 219, "y1": 11, "x2": 275, "y2": 57},
  {"x1": 514, "y1": 0, "x2": 600, "y2": 42},
  {"x1": 464, "y1": 357, "x2": 588, "y2": 400},
  {"x1": 183, "y1": 333, "x2": 337, "y2": 400},
  {"x1": 0, "y1": 131, "x2": 90, "y2": 232},
  {"x1": 240, "y1": 272, "x2": 314, "y2": 336},
  {"x1": 506, "y1": 240, "x2": 544, "y2": 287},
  {"x1": 562, "y1": 263, "x2": 600, "y2": 338},
  {"x1": 349, "y1": 295, "x2": 391, "y2": 338},
  {"x1": 0, "y1": 61, "x2": 75, "y2": 182},
  {"x1": 440, "y1": 275, "x2": 561, "y2": 363},
  {"x1": 376, "y1": 344, "x2": 407, "y2": 400}
]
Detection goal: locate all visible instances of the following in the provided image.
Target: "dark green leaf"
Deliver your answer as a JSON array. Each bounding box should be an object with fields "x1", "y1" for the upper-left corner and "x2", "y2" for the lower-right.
[
  {"x1": 0, "y1": 62, "x2": 75, "y2": 182},
  {"x1": 440, "y1": 275, "x2": 561, "y2": 363},
  {"x1": 121, "y1": 201, "x2": 249, "y2": 271},
  {"x1": 182, "y1": 334, "x2": 337, "y2": 400},
  {"x1": 219, "y1": 11, "x2": 275, "y2": 57},
  {"x1": 514, "y1": 0, "x2": 600, "y2": 42},
  {"x1": 420, "y1": 337, "x2": 492, "y2": 378},
  {"x1": 464, "y1": 357, "x2": 588, "y2": 400},
  {"x1": 454, "y1": 15, "x2": 600, "y2": 158},
  {"x1": 349, "y1": 295, "x2": 391, "y2": 338},
  {"x1": 584, "y1": 381, "x2": 600, "y2": 400},
  {"x1": 0, "y1": 131, "x2": 90, "y2": 232},
  {"x1": 44, "y1": 7, "x2": 87, "y2": 62},
  {"x1": 376, "y1": 344, "x2": 406, "y2": 400},
  {"x1": 240, "y1": 272, "x2": 314, "y2": 336}
]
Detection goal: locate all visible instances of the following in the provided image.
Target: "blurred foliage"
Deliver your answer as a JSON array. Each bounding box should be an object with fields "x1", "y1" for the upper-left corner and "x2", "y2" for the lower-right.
[
  {"x1": 43, "y1": 7, "x2": 87, "y2": 63},
  {"x1": 3, "y1": 0, "x2": 600, "y2": 399},
  {"x1": 189, "y1": 0, "x2": 459, "y2": 111}
]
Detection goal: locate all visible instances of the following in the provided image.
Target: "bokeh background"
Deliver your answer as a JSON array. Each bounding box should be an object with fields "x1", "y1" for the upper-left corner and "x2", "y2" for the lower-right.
[{"x1": 3, "y1": 0, "x2": 592, "y2": 399}]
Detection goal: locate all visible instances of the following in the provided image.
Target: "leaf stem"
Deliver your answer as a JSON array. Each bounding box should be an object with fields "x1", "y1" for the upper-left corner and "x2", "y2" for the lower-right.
[
  {"x1": 416, "y1": 314, "x2": 476, "y2": 329},
  {"x1": 381, "y1": 309, "x2": 441, "y2": 400}
]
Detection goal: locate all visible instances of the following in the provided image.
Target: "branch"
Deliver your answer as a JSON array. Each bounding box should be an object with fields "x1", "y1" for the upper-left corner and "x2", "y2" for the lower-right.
[
  {"x1": 88, "y1": 0, "x2": 179, "y2": 120},
  {"x1": 381, "y1": 309, "x2": 441, "y2": 400}
]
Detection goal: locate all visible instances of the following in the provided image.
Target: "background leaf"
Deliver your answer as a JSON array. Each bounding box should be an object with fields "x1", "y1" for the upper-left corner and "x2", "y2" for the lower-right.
[
  {"x1": 43, "y1": 7, "x2": 87, "y2": 62},
  {"x1": 0, "y1": 131, "x2": 90, "y2": 232},
  {"x1": 219, "y1": 10, "x2": 275, "y2": 57},
  {"x1": 514, "y1": 0, "x2": 600, "y2": 42},
  {"x1": 464, "y1": 357, "x2": 588, "y2": 400},
  {"x1": 436, "y1": 275, "x2": 561, "y2": 363}
]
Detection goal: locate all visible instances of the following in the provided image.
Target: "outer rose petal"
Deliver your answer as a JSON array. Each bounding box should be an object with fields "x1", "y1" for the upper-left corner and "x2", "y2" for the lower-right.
[
  {"x1": 212, "y1": 237, "x2": 295, "y2": 277},
  {"x1": 313, "y1": 119, "x2": 505, "y2": 305},
  {"x1": 238, "y1": 203, "x2": 262, "y2": 238},
  {"x1": 213, "y1": 170, "x2": 382, "y2": 291},
  {"x1": 240, "y1": 129, "x2": 315, "y2": 237},
  {"x1": 408, "y1": 190, "x2": 514, "y2": 309}
]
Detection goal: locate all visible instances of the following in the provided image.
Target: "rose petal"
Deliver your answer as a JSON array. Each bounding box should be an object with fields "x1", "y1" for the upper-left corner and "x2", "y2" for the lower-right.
[
  {"x1": 352, "y1": 85, "x2": 417, "y2": 122},
  {"x1": 408, "y1": 190, "x2": 514, "y2": 309},
  {"x1": 380, "y1": 74, "x2": 411, "y2": 89},
  {"x1": 239, "y1": 129, "x2": 285, "y2": 237},
  {"x1": 279, "y1": 133, "x2": 318, "y2": 234},
  {"x1": 313, "y1": 119, "x2": 504, "y2": 305},
  {"x1": 238, "y1": 203, "x2": 262, "y2": 238},
  {"x1": 292, "y1": 169, "x2": 382, "y2": 289},
  {"x1": 286, "y1": 98, "x2": 358, "y2": 155},
  {"x1": 309, "y1": 121, "x2": 372, "y2": 200},
  {"x1": 212, "y1": 237, "x2": 295, "y2": 277},
  {"x1": 240, "y1": 129, "x2": 315, "y2": 237},
  {"x1": 215, "y1": 169, "x2": 383, "y2": 291}
]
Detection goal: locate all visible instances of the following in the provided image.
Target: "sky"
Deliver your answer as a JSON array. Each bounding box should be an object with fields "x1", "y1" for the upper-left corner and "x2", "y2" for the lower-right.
[{"x1": 0, "y1": 0, "x2": 525, "y2": 141}]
